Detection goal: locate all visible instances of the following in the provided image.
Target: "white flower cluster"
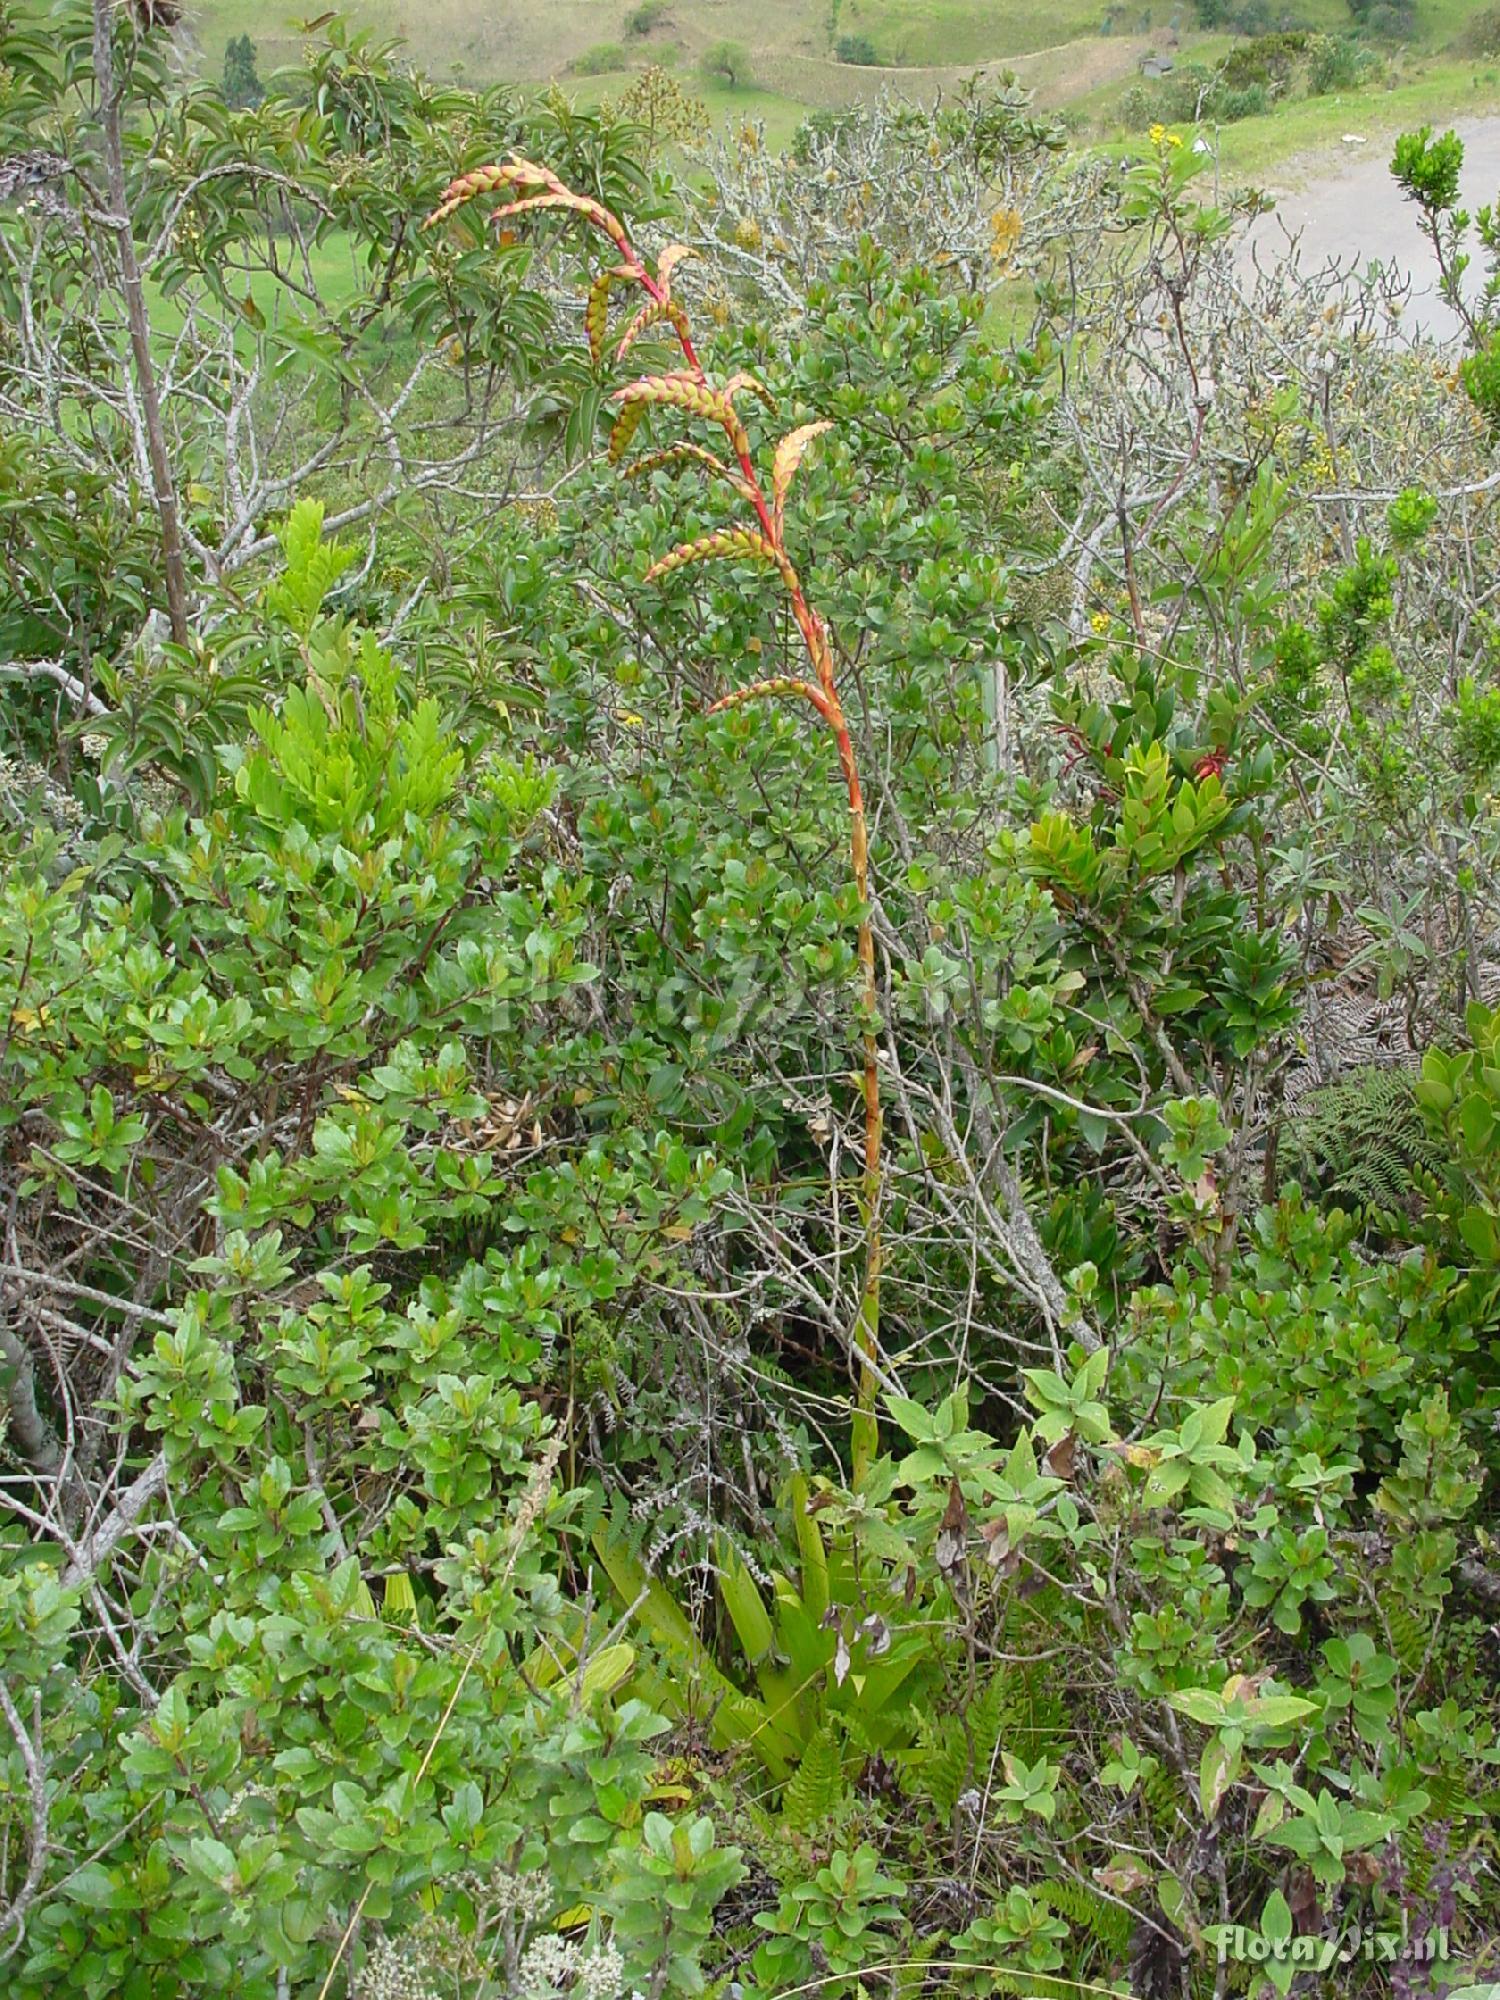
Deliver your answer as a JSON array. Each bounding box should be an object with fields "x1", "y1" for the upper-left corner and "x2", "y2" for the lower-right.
[
  {"x1": 518, "y1": 1934, "x2": 578, "y2": 1996},
  {"x1": 450, "y1": 1865, "x2": 553, "y2": 1925},
  {"x1": 518, "y1": 1934, "x2": 625, "y2": 2000},
  {"x1": 514, "y1": 1874, "x2": 554, "y2": 1925},
  {"x1": 578, "y1": 1942, "x2": 626, "y2": 2000},
  {"x1": 361, "y1": 1938, "x2": 440, "y2": 2000}
]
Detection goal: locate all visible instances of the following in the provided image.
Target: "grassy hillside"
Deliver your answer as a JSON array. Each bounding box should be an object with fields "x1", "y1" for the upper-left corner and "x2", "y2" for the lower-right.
[
  {"x1": 192, "y1": 0, "x2": 1132, "y2": 74},
  {"x1": 185, "y1": 0, "x2": 1500, "y2": 178},
  {"x1": 187, "y1": 0, "x2": 1182, "y2": 108}
]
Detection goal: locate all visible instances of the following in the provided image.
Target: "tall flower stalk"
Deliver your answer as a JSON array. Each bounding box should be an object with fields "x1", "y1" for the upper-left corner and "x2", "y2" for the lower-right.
[{"x1": 425, "y1": 160, "x2": 885, "y2": 1481}]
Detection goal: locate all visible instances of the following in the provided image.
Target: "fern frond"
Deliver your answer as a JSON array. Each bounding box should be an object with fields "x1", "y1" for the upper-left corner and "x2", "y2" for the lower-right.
[
  {"x1": 1037, "y1": 1877, "x2": 1134, "y2": 1955},
  {"x1": 991, "y1": 1972, "x2": 1073, "y2": 2000},
  {"x1": 1398, "y1": 1819, "x2": 1435, "y2": 1902},
  {"x1": 907, "y1": 1671, "x2": 1009, "y2": 1818},
  {"x1": 1282, "y1": 1067, "x2": 1447, "y2": 1214},
  {"x1": 781, "y1": 1723, "x2": 846, "y2": 1831},
  {"x1": 1383, "y1": 1599, "x2": 1431, "y2": 1675}
]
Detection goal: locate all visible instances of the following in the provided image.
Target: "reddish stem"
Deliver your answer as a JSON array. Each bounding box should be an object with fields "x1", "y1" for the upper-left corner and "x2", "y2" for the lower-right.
[{"x1": 429, "y1": 163, "x2": 885, "y2": 1481}]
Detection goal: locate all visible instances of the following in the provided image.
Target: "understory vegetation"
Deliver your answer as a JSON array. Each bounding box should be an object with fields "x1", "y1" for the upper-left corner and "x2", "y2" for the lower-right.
[{"x1": 1, "y1": 4, "x2": 1499, "y2": 1996}]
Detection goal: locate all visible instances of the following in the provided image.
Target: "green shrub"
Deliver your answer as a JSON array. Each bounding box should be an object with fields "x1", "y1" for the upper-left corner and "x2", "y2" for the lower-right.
[
  {"x1": 834, "y1": 33, "x2": 882, "y2": 64},
  {"x1": 1386, "y1": 485, "x2": 1439, "y2": 545},
  {"x1": 1118, "y1": 82, "x2": 1156, "y2": 130},
  {"x1": 1213, "y1": 79, "x2": 1271, "y2": 118},
  {"x1": 571, "y1": 40, "x2": 630, "y2": 74},
  {"x1": 1194, "y1": 0, "x2": 1275, "y2": 28},
  {"x1": 700, "y1": 37, "x2": 753, "y2": 86},
  {"x1": 1121, "y1": 62, "x2": 1272, "y2": 128},
  {"x1": 625, "y1": 0, "x2": 671, "y2": 32},
  {"x1": 1307, "y1": 31, "x2": 1380, "y2": 91},
  {"x1": 1458, "y1": 5, "x2": 1500, "y2": 54},
  {"x1": 1461, "y1": 331, "x2": 1500, "y2": 430},
  {"x1": 1218, "y1": 29, "x2": 1309, "y2": 90},
  {"x1": 1349, "y1": 0, "x2": 1416, "y2": 37},
  {"x1": 1448, "y1": 676, "x2": 1500, "y2": 775}
]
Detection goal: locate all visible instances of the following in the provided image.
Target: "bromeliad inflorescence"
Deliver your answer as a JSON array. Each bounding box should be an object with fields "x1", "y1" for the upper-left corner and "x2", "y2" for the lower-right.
[{"x1": 424, "y1": 158, "x2": 889, "y2": 1482}]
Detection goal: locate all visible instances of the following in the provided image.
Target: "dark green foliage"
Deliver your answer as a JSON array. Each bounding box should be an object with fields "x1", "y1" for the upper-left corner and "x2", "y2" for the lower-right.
[
  {"x1": 571, "y1": 42, "x2": 631, "y2": 75},
  {"x1": 1121, "y1": 63, "x2": 1271, "y2": 129},
  {"x1": 625, "y1": 0, "x2": 671, "y2": 33},
  {"x1": 1461, "y1": 331, "x2": 1500, "y2": 431},
  {"x1": 221, "y1": 32, "x2": 263, "y2": 109},
  {"x1": 1189, "y1": 0, "x2": 1276, "y2": 31},
  {"x1": 0, "y1": 434, "x2": 161, "y2": 742},
  {"x1": 1458, "y1": 4, "x2": 1500, "y2": 53},
  {"x1": 834, "y1": 33, "x2": 881, "y2": 63},
  {"x1": 1035, "y1": 1877, "x2": 1134, "y2": 1957},
  {"x1": 700, "y1": 38, "x2": 753, "y2": 86},
  {"x1": 1307, "y1": 31, "x2": 1380, "y2": 91},
  {"x1": 1218, "y1": 29, "x2": 1310, "y2": 89},
  {"x1": 1282, "y1": 1066, "x2": 1448, "y2": 1211},
  {"x1": 1348, "y1": 0, "x2": 1416, "y2": 37},
  {"x1": 1130, "y1": 25, "x2": 1376, "y2": 118}
]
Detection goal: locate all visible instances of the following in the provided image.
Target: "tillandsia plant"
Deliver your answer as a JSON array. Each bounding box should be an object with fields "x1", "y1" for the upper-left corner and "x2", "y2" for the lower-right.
[{"x1": 423, "y1": 158, "x2": 888, "y2": 1480}]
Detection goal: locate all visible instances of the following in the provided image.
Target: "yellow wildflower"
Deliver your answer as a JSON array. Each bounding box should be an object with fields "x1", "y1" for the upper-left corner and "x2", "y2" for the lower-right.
[{"x1": 1090, "y1": 610, "x2": 1111, "y2": 636}]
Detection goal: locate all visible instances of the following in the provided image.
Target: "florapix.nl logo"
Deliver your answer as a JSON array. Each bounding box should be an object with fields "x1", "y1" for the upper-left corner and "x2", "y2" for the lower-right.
[
  {"x1": 1206, "y1": 1897, "x2": 1493, "y2": 1993},
  {"x1": 1209, "y1": 1919, "x2": 1454, "y2": 1973}
]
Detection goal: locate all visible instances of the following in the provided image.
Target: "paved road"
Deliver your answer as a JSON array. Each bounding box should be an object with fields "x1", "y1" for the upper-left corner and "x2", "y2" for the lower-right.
[{"x1": 1239, "y1": 116, "x2": 1500, "y2": 342}]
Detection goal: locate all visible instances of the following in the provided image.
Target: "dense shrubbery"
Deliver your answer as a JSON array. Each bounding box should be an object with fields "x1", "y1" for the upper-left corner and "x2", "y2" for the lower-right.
[
  {"x1": 1190, "y1": 0, "x2": 1280, "y2": 33},
  {"x1": 570, "y1": 43, "x2": 632, "y2": 77},
  {"x1": 1119, "y1": 28, "x2": 1382, "y2": 131},
  {"x1": 625, "y1": 0, "x2": 672, "y2": 35},
  {"x1": 1459, "y1": 6, "x2": 1500, "y2": 55},
  {"x1": 1307, "y1": 31, "x2": 1381, "y2": 92},
  {"x1": 1, "y1": 10, "x2": 1498, "y2": 1998},
  {"x1": 1348, "y1": 0, "x2": 1417, "y2": 41}
]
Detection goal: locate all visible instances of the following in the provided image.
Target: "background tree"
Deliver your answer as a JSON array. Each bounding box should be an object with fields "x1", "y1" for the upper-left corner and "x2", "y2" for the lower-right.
[
  {"x1": 220, "y1": 33, "x2": 264, "y2": 111},
  {"x1": 700, "y1": 38, "x2": 753, "y2": 88}
]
